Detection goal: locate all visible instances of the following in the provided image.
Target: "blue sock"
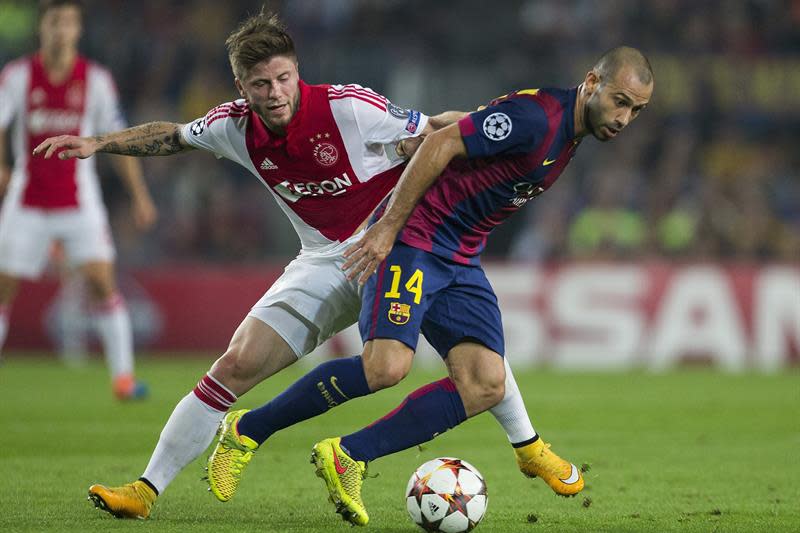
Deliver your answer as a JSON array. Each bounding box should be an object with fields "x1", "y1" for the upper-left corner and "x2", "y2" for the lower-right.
[
  {"x1": 237, "y1": 355, "x2": 371, "y2": 445},
  {"x1": 340, "y1": 377, "x2": 467, "y2": 463}
]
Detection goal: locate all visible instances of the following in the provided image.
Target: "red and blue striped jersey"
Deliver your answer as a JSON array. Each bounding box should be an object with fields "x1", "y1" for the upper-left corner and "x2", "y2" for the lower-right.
[{"x1": 397, "y1": 87, "x2": 580, "y2": 264}]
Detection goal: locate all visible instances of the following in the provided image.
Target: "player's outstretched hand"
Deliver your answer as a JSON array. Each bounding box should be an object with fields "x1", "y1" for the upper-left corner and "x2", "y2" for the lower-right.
[
  {"x1": 343, "y1": 221, "x2": 398, "y2": 284},
  {"x1": 33, "y1": 135, "x2": 98, "y2": 160}
]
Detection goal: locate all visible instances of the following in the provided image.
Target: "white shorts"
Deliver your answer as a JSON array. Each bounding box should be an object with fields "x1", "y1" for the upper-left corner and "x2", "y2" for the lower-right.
[
  {"x1": 248, "y1": 232, "x2": 364, "y2": 358},
  {"x1": 0, "y1": 201, "x2": 115, "y2": 279}
]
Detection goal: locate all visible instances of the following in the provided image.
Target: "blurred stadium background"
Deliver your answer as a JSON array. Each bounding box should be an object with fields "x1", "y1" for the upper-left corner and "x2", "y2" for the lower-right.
[
  {"x1": 0, "y1": 0, "x2": 798, "y2": 369},
  {"x1": 1, "y1": 2, "x2": 798, "y2": 532}
]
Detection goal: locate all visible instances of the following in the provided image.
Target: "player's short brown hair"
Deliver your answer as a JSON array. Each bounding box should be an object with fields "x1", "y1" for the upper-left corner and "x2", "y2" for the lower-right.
[
  {"x1": 39, "y1": 0, "x2": 84, "y2": 18},
  {"x1": 225, "y1": 8, "x2": 296, "y2": 80}
]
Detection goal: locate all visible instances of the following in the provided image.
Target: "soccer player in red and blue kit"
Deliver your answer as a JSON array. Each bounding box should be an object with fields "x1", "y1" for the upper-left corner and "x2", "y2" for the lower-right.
[{"x1": 312, "y1": 46, "x2": 655, "y2": 525}]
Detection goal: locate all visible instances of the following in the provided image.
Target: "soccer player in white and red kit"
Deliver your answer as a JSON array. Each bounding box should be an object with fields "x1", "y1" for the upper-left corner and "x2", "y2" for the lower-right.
[
  {"x1": 36, "y1": 9, "x2": 540, "y2": 519},
  {"x1": 0, "y1": 0, "x2": 156, "y2": 399}
]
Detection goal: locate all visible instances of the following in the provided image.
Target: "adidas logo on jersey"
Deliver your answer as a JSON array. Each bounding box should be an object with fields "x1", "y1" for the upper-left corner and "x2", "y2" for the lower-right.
[{"x1": 261, "y1": 157, "x2": 278, "y2": 170}]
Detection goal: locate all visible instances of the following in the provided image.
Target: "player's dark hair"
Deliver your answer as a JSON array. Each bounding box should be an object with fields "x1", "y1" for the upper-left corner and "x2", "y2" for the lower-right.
[
  {"x1": 594, "y1": 46, "x2": 653, "y2": 86},
  {"x1": 226, "y1": 7, "x2": 296, "y2": 80},
  {"x1": 39, "y1": 0, "x2": 83, "y2": 18}
]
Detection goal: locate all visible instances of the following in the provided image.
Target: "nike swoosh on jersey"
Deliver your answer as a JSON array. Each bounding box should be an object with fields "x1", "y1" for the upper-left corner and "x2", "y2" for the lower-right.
[
  {"x1": 560, "y1": 463, "x2": 581, "y2": 484},
  {"x1": 333, "y1": 450, "x2": 347, "y2": 475},
  {"x1": 543, "y1": 158, "x2": 557, "y2": 166}
]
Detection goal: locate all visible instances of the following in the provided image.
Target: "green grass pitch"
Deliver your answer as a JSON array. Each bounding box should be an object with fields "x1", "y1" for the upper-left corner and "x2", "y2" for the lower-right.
[{"x1": 0, "y1": 355, "x2": 797, "y2": 532}]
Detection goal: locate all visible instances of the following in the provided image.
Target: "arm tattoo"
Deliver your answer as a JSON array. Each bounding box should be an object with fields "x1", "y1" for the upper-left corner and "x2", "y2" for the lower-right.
[{"x1": 94, "y1": 122, "x2": 190, "y2": 156}]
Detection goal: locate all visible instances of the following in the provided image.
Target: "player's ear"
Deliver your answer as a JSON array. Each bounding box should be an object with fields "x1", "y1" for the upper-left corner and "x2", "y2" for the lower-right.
[{"x1": 584, "y1": 70, "x2": 601, "y2": 95}]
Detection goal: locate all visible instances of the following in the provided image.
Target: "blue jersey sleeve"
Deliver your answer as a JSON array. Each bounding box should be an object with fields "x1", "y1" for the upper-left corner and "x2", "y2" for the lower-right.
[{"x1": 457, "y1": 96, "x2": 549, "y2": 159}]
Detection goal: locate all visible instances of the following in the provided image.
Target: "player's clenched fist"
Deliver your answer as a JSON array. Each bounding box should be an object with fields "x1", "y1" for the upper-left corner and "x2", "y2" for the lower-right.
[{"x1": 33, "y1": 135, "x2": 98, "y2": 160}]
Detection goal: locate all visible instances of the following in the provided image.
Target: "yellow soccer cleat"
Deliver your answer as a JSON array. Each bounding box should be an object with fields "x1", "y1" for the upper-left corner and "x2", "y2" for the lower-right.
[
  {"x1": 515, "y1": 439, "x2": 584, "y2": 497},
  {"x1": 310, "y1": 437, "x2": 368, "y2": 526},
  {"x1": 206, "y1": 409, "x2": 258, "y2": 502},
  {"x1": 87, "y1": 480, "x2": 157, "y2": 519}
]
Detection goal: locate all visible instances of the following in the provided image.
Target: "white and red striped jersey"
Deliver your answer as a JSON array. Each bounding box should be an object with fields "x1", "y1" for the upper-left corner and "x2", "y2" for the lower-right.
[
  {"x1": 0, "y1": 54, "x2": 125, "y2": 210},
  {"x1": 180, "y1": 80, "x2": 428, "y2": 251}
]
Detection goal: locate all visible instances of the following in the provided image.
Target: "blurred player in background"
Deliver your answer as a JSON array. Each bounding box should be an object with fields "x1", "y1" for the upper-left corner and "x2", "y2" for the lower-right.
[
  {"x1": 304, "y1": 46, "x2": 653, "y2": 525},
  {"x1": 36, "y1": 9, "x2": 552, "y2": 519},
  {"x1": 50, "y1": 242, "x2": 90, "y2": 366},
  {"x1": 0, "y1": 0, "x2": 157, "y2": 398}
]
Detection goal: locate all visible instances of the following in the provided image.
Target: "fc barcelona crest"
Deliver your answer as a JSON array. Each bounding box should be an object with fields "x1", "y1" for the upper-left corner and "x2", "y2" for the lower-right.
[{"x1": 388, "y1": 302, "x2": 411, "y2": 325}]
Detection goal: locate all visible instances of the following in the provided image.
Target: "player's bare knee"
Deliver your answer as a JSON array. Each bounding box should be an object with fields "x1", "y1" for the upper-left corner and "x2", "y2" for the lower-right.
[
  {"x1": 85, "y1": 280, "x2": 114, "y2": 302},
  {"x1": 363, "y1": 340, "x2": 413, "y2": 391},
  {"x1": 450, "y1": 353, "x2": 505, "y2": 411},
  {"x1": 482, "y1": 358, "x2": 506, "y2": 407},
  {"x1": 461, "y1": 374, "x2": 504, "y2": 413},
  {"x1": 83, "y1": 273, "x2": 116, "y2": 302},
  {"x1": 481, "y1": 373, "x2": 505, "y2": 409},
  {"x1": 364, "y1": 357, "x2": 410, "y2": 391},
  {"x1": 209, "y1": 346, "x2": 262, "y2": 390}
]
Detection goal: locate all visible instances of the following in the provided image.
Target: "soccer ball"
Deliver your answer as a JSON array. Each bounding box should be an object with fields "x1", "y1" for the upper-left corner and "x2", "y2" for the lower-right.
[{"x1": 405, "y1": 457, "x2": 488, "y2": 532}]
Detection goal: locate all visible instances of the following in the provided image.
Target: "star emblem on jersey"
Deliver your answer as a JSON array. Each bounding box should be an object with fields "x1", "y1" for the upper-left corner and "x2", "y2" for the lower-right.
[
  {"x1": 388, "y1": 302, "x2": 411, "y2": 325},
  {"x1": 260, "y1": 157, "x2": 278, "y2": 170},
  {"x1": 482, "y1": 112, "x2": 512, "y2": 141},
  {"x1": 190, "y1": 119, "x2": 205, "y2": 136},
  {"x1": 308, "y1": 132, "x2": 331, "y2": 143}
]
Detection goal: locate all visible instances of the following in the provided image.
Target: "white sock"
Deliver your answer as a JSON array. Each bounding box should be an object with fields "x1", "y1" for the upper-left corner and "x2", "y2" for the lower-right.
[
  {"x1": 142, "y1": 374, "x2": 236, "y2": 493},
  {"x1": 93, "y1": 293, "x2": 133, "y2": 378},
  {"x1": 489, "y1": 357, "x2": 537, "y2": 445},
  {"x1": 0, "y1": 304, "x2": 9, "y2": 354}
]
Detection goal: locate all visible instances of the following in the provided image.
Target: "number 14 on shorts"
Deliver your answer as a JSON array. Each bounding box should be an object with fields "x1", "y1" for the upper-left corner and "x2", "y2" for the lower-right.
[{"x1": 384, "y1": 265, "x2": 424, "y2": 304}]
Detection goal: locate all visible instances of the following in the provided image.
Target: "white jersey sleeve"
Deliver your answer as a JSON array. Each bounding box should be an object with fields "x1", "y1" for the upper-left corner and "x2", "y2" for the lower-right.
[
  {"x1": 180, "y1": 100, "x2": 249, "y2": 163},
  {"x1": 87, "y1": 64, "x2": 127, "y2": 134},
  {"x1": 0, "y1": 59, "x2": 27, "y2": 129},
  {"x1": 330, "y1": 84, "x2": 428, "y2": 145}
]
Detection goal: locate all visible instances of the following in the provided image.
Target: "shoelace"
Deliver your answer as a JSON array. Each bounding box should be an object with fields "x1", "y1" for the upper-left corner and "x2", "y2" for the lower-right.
[
  {"x1": 221, "y1": 431, "x2": 255, "y2": 454},
  {"x1": 339, "y1": 458, "x2": 367, "y2": 501},
  {"x1": 537, "y1": 443, "x2": 569, "y2": 477},
  {"x1": 218, "y1": 433, "x2": 255, "y2": 477}
]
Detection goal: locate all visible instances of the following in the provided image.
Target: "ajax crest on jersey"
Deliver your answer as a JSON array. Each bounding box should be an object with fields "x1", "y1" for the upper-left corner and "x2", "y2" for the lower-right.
[
  {"x1": 388, "y1": 302, "x2": 411, "y2": 325},
  {"x1": 482, "y1": 112, "x2": 511, "y2": 141},
  {"x1": 406, "y1": 457, "x2": 488, "y2": 533},
  {"x1": 313, "y1": 142, "x2": 339, "y2": 167}
]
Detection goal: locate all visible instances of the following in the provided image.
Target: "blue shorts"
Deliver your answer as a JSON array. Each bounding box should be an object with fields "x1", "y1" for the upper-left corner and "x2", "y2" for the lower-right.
[{"x1": 358, "y1": 242, "x2": 504, "y2": 358}]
